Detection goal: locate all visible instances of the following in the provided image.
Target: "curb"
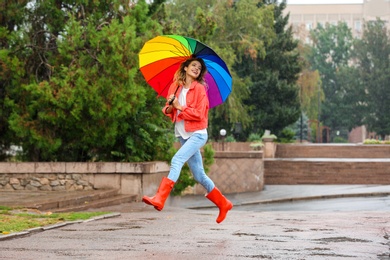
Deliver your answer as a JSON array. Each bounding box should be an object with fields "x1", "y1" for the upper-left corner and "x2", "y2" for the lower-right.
[
  {"x1": 187, "y1": 192, "x2": 390, "y2": 209},
  {"x1": 0, "y1": 212, "x2": 121, "y2": 241}
]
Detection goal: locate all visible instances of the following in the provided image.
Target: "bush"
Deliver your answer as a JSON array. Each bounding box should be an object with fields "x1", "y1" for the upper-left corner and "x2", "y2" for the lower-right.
[
  {"x1": 333, "y1": 136, "x2": 348, "y2": 143},
  {"x1": 225, "y1": 135, "x2": 236, "y2": 142},
  {"x1": 247, "y1": 133, "x2": 262, "y2": 142},
  {"x1": 363, "y1": 139, "x2": 390, "y2": 144},
  {"x1": 277, "y1": 128, "x2": 295, "y2": 143}
]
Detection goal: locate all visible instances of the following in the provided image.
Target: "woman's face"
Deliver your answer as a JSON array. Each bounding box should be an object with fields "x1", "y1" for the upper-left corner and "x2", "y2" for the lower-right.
[{"x1": 184, "y1": 60, "x2": 202, "y2": 80}]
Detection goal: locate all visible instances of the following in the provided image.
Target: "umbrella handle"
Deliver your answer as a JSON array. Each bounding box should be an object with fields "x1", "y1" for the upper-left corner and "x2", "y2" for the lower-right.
[{"x1": 168, "y1": 86, "x2": 180, "y2": 105}]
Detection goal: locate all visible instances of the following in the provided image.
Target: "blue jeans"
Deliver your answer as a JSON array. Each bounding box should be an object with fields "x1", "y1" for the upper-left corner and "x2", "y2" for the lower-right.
[{"x1": 167, "y1": 133, "x2": 215, "y2": 193}]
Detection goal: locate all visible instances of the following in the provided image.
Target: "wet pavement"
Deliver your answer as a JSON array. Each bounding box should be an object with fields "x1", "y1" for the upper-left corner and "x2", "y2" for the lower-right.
[{"x1": 1, "y1": 185, "x2": 390, "y2": 259}]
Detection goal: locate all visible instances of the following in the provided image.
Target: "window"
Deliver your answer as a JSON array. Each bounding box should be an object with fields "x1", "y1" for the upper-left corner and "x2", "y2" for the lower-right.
[
  {"x1": 354, "y1": 20, "x2": 362, "y2": 32},
  {"x1": 306, "y1": 22, "x2": 313, "y2": 30}
]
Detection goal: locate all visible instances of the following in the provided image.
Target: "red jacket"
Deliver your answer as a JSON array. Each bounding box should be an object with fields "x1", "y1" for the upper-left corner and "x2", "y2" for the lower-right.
[{"x1": 162, "y1": 81, "x2": 209, "y2": 132}]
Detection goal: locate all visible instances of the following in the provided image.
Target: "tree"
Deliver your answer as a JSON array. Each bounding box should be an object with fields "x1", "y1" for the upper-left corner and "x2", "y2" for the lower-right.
[
  {"x1": 2, "y1": 0, "x2": 174, "y2": 161},
  {"x1": 307, "y1": 21, "x2": 354, "y2": 138},
  {"x1": 164, "y1": 0, "x2": 273, "y2": 140},
  {"x1": 288, "y1": 112, "x2": 310, "y2": 142},
  {"x1": 209, "y1": 0, "x2": 275, "y2": 140},
  {"x1": 0, "y1": 1, "x2": 31, "y2": 159},
  {"x1": 296, "y1": 40, "x2": 324, "y2": 124},
  {"x1": 236, "y1": 0, "x2": 301, "y2": 138},
  {"x1": 352, "y1": 19, "x2": 390, "y2": 139},
  {"x1": 297, "y1": 69, "x2": 323, "y2": 121}
]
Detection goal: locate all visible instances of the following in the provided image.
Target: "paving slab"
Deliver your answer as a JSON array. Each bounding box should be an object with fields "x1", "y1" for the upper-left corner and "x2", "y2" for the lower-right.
[
  {"x1": 2, "y1": 185, "x2": 390, "y2": 210},
  {"x1": 168, "y1": 184, "x2": 390, "y2": 209},
  {"x1": 1, "y1": 185, "x2": 390, "y2": 259},
  {"x1": 0, "y1": 203, "x2": 389, "y2": 259}
]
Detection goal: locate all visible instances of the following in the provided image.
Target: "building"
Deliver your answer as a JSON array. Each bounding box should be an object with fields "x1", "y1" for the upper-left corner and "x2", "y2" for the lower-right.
[
  {"x1": 283, "y1": 0, "x2": 390, "y2": 143},
  {"x1": 284, "y1": 0, "x2": 390, "y2": 42}
]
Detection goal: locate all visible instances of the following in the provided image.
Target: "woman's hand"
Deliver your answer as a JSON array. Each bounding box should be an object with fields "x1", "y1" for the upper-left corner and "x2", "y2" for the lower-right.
[
  {"x1": 168, "y1": 94, "x2": 175, "y2": 105},
  {"x1": 171, "y1": 96, "x2": 183, "y2": 111}
]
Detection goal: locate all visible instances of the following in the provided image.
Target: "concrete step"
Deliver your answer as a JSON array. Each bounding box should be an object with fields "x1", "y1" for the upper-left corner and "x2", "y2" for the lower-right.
[
  {"x1": 275, "y1": 144, "x2": 390, "y2": 158},
  {"x1": 52, "y1": 194, "x2": 137, "y2": 213},
  {"x1": 264, "y1": 158, "x2": 390, "y2": 185},
  {"x1": 28, "y1": 189, "x2": 136, "y2": 212}
]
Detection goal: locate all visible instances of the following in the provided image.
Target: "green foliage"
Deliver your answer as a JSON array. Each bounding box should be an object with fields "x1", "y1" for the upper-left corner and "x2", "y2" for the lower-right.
[
  {"x1": 248, "y1": 131, "x2": 279, "y2": 149},
  {"x1": 237, "y1": 0, "x2": 301, "y2": 139},
  {"x1": 0, "y1": 206, "x2": 12, "y2": 213},
  {"x1": 171, "y1": 165, "x2": 196, "y2": 196},
  {"x1": 308, "y1": 19, "x2": 390, "y2": 139},
  {"x1": 333, "y1": 136, "x2": 348, "y2": 143},
  {"x1": 247, "y1": 133, "x2": 262, "y2": 142},
  {"x1": 202, "y1": 143, "x2": 215, "y2": 173},
  {"x1": 0, "y1": 208, "x2": 109, "y2": 234},
  {"x1": 352, "y1": 19, "x2": 390, "y2": 138},
  {"x1": 277, "y1": 128, "x2": 295, "y2": 143},
  {"x1": 1, "y1": 0, "x2": 174, "y2": 162},
  {"x1": 289, "y1": 112, "x2": 309, "y2": 141},
  {"x1": 225, "y1": 135, "x2": 236, "y2": 143},
  {"x1": 0, "y1": 0, "x2": 321, "y2": 162},
  {"x1": 307, "y1": 22, "x2": 354, "y2": 132},
  {"x1": 363, "y1": 139, "x2": 382, "y2": 144},
  {"x1": 249, "y1": 142, "x2": 263, "y2": 151},
  {"x1": 296, "y1": 49, "x2": 324, "y2": 123},
  {"x1": 248, "y1": 133, "x2": 263, "y2": 150},
  {"x1": 0, "y1": 1, "x2": 29, "y2": 160},
  {"x1": 164, "y1": 0, "x2": 275, "y2": 141}
]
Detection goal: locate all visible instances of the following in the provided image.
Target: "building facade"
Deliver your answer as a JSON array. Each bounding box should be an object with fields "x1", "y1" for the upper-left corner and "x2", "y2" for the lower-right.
[
  {"x1": 283, "y1": 0, "x2": 390, "y2": 143},
  {"x1": 284, "y1": 0, "x2": 390, "y2": 42}
]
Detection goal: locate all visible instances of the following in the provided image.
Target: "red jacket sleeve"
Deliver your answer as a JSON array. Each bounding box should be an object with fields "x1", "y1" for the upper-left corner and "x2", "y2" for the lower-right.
[{"x1": 162, "y1": 83, "x2": 180, "y2": 122}]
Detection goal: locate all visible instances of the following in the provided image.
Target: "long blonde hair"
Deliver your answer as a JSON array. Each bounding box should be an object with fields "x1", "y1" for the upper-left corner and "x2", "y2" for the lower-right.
[{"x1": 173, "y1": 57, "x2": 207, "y2": 86}]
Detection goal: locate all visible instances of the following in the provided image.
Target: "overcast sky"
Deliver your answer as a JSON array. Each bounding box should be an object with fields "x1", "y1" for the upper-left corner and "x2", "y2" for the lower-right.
[{"x1": 287, "y1": 0, "x2": 363, "y2": 4}]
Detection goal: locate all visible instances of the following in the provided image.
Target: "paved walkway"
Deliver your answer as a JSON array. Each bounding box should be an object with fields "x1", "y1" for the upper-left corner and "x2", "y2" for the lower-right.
[
  {"x1": 167, "y1": 184, "x2": 390, "y2": 209},
  {"x1": 1, "y1": 185, "x2": 390, "y2": 259}
]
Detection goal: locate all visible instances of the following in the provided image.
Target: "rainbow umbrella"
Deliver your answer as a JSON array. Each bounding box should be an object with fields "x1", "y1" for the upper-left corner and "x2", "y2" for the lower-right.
[{"x1": 139, "y1": 35, "x2": 232, "y2": 108}]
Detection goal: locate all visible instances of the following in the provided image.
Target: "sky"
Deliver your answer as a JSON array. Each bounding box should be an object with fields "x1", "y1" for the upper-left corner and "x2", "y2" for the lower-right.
[{"x1": 287, "y1": 0, "x2": 363, "y2": 4}]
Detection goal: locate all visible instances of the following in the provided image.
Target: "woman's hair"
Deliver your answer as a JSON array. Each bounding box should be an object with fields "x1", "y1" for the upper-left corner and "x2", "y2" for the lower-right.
[{"x1": 173, "y1": 57, "x2": 207, "y2": 86}]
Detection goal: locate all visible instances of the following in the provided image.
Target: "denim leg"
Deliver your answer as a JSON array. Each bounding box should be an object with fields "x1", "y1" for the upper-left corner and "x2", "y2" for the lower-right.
[
  {"x1": 186, "y1": 149, "x2": 215, "y2": 193},
  {"x1": 167, "y1": 134, "x2": 215, "y2": 193}
]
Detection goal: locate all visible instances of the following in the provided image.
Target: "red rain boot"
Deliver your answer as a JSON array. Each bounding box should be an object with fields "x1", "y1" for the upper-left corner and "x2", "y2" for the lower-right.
[
  {"x1": 142, "y1": 177, "x2": 175, "y2": 211},
  {"x1": 206, "y1": 187, "x2": 233, "y2": 223}
]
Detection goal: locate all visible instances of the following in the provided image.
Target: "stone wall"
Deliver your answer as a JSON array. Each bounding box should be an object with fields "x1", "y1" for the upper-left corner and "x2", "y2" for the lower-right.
[
  {"x1": 0, "y1": 162, "x2": 170, "y2": 200},
  {"x1": 0, "y1": 172, "x2": 94, "y2": 191},
  {"x1": 192, "y1": 151, "x2": 264, "y2": 195},
  {"x1": 0, "y1": 150, "x2": 264, "y2": 198}
]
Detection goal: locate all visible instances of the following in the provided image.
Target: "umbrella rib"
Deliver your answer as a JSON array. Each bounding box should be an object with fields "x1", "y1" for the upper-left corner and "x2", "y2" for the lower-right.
[{"x1": 145, "y1": 39, "x2": 191, "y2": 57}]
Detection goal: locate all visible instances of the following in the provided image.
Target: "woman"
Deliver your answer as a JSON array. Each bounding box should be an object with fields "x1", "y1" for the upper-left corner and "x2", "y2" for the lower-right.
[{"x1": 142, "y1": 57, "x2": 233, "y2": 224}]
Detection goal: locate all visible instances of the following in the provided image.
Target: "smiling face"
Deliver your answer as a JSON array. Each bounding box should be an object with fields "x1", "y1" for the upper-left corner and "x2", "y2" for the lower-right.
[
  {"x1": 184, "y1": 60, "x2": 202, "y2": 80},
  {"x1": 174, "y1": 57, "x2": 207, "y2": 86}
]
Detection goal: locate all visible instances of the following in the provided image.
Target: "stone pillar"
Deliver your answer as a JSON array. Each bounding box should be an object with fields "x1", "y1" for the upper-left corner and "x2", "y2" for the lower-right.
[{"x1": 263, "y1": 138, "x2": 276, "y2": 158}]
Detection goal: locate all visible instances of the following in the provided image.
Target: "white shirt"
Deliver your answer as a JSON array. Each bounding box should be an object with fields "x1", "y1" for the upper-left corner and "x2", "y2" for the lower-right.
[{"x1": 174, "y1": 87, "x2": 207, "y2": 139}]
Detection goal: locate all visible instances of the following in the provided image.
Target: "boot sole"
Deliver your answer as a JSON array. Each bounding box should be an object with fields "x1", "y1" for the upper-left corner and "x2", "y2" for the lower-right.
[{"x1": 142, "y1": 198, "x2": 163, "y2": 211}]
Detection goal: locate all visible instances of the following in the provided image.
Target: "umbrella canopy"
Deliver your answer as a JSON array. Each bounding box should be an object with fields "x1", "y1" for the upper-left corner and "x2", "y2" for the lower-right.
[{"x1": 139, "y1": 35, "x2": 232, "y2": 108}]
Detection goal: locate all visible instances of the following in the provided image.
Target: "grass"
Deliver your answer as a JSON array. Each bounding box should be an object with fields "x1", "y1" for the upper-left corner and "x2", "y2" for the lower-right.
[{"x1": 0, "y1": 206, "x2": 110, "y2": 234}]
